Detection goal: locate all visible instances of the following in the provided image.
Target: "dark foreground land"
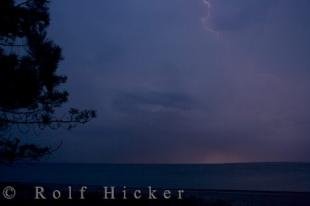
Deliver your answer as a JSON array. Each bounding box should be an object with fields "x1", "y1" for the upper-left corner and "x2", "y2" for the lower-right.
[{"x1": 1, "y1": 183, "x2": 310, "y2": 206}]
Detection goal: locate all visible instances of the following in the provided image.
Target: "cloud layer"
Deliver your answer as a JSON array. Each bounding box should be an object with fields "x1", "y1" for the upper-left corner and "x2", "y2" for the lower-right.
[{"x1": 44, "y1": 0, "x2": 310, "y2": 163}]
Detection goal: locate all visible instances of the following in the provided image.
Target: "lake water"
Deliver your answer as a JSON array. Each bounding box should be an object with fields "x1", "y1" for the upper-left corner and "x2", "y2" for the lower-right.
[{"x1": 1, "y1": 163, "x2": 310, "y2": 192}]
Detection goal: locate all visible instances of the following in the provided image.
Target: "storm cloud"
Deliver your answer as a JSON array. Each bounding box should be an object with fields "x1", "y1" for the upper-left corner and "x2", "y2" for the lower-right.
[
  {"x1": 202, "y1": 0, "x2": 278, "y2": 32},
  {"x1": 43, "y1": 0, "x2": 310, "y2": 163}
]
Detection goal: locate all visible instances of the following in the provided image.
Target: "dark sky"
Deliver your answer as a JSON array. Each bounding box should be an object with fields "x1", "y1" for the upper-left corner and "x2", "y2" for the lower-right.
[{"x1": 43, "y1": 0, "x2": 310, "y2": 163}]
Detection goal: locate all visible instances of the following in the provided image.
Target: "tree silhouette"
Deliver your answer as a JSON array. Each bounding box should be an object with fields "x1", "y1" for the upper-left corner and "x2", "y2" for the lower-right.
[{"x1": 0, "y1": 0, "x2": 96, "y2": 163}]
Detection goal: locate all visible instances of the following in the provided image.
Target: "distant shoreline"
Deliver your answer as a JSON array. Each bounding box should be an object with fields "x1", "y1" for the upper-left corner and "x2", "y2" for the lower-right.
[
  {"x1": 2, "y1": 163, "x2": 310, "y2": 193},
  {"x1": 7, "y1": 161, "x2": 310, "y2": 165}
]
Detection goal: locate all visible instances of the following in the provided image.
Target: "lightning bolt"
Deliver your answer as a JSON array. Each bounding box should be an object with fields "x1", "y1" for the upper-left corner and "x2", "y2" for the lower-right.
[{"x1": 201, "y1": 0, "x2": 220, "y2": 38}]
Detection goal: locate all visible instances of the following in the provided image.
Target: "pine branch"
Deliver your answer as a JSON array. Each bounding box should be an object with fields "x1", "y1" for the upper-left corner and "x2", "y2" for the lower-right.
[
  {"x1": 4, "y1": 118, "x2": 89, "y2": 125},
  {"x1": 0, "y1": 109, "x2": 41, "y2": 115},
  {"x1": 0, "y1": 42, "x2": 26, "y2": 47},
  {"x1": 15, "y1": 0, "x2": 33, "y2": 7}
]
